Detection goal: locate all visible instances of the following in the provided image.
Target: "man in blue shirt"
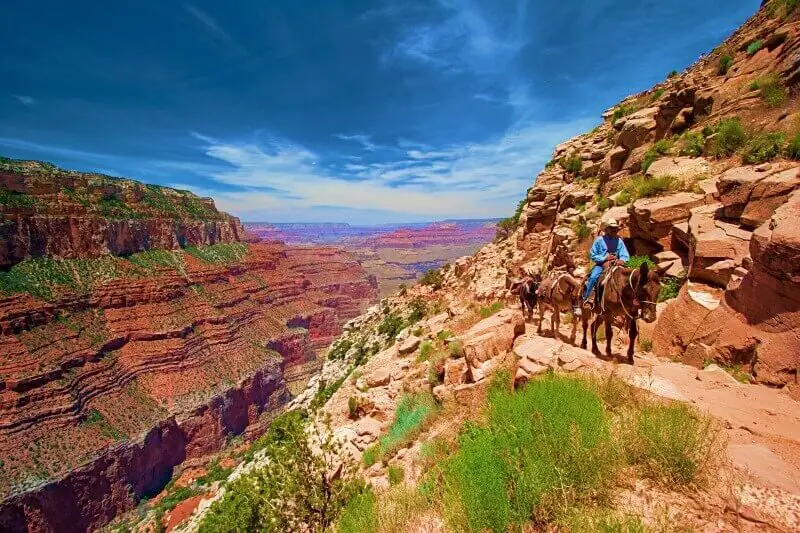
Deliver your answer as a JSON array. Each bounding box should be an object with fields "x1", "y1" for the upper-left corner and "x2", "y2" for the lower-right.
[{"x1": 582, "y1": 219, "x2": 630, "y2": 304}]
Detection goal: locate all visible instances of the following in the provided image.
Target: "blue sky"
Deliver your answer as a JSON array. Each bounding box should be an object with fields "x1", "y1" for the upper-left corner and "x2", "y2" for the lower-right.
[{"x1": 1, "y1": 1, "x2": 758, "y2": 223}]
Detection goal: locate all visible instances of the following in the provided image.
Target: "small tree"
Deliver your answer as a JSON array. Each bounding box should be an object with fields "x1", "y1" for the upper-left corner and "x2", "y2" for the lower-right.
[
  {"x1": 201, "y1": 413, "x2": 365, "y2": 532},
  {"x1": 420, "y1": 268, "x2": 444, "y2": 291}
]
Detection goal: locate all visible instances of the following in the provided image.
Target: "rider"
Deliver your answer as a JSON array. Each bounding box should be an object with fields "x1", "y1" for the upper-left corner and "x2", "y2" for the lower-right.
[{"x1": 582, "y1": 218, "x2": 630, "y2": 306}]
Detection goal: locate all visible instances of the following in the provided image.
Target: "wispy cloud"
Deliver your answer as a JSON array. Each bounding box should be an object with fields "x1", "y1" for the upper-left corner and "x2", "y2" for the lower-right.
[
  {"x1": 335, "y1": 133, "x2": 379, "y2": 152},
  {"x1": 384, "y1": 0, "x2": 527, "y2": 75},
  {"x1": 184, "y1": 4, "x2": 246, "y2": 54},
  {"x1": 188, "y1": 114, "x2": 594, "y2": 221},
  {"x1": 13, "y1": 95, "x2": 35, "y2": 106}
]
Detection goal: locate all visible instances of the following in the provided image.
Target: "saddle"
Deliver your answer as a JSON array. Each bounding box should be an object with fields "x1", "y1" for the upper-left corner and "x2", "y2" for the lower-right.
[{"x1": 537, "y1": 269, "x2": 572, "y2": 302}]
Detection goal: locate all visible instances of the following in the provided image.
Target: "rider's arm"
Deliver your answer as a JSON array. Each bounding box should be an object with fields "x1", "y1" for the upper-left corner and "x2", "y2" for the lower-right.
[{"x1": 589, "y1": 238, "x2": 607, "y2": 264}]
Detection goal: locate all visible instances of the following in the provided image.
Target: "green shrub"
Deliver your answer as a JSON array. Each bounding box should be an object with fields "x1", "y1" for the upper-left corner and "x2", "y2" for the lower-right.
[
  {"x1": 417, "y1": 341, "x2": 433, "y2": 362},
  {"x1": 387, "y1": 465, "x2": 405, "y2": 486},
  {"x1": 436, "y1": 329, "x2": 454, "y2": 342},
  {"x1": 750, "y1": 73, "x2": 787, "y2": 107},
  {"x1": 328, "y1": 339, "x2": 353, "y2": 361},
  {"x1": 786, "y1": 132, "x2": 800, "y2": 159},
  {"x1": 623, "y1": 403, "x2": 718, "y2": 487},
  {"x1": 741, "y1": 131, "x2": 786, "y2": 164},
  {"x1": 362, "y1": 445, "x2": 379, "y2": 467},
  {"x1": 560, "y1": 152, "x2": 583, "y2": 174},
  {"x1": 615, "y1": 190, "x2": 631, "y2": 205},
  {"x1": 679, "y1": 131, "x2": 704, "y2": 157},
  {"x1": 0, "y1": 189, "x2": 36, "y2": 208},
  {"x1": 378, "y1": 313, "x2": 405, "y2": 342},
  {"x1": 709, "y1": 117, "x2": 747, "y2": 157},
  {"x1": 478, "y1": 302, "x2": 503, "y2": 319},
  {"x1": 420, "y1": 268, "x2": 444, "y2": 290},
  {"x1": 407, "y1": 296, "x2": 428, "y2": 324},
  {"x1": 746, "y1": 39, "x2": 763, "y2": 55},
  {"x1": 560, "y1": 508, "x2": 648, "y2": 533},
  {"x1": 668, "y1": 70, "x2": 678, "y2": 78},
  {"x1": 718, "y1": 54, "x2": 733, "y2": 75},
  {"x1": 365, "y1": 393, "x2": 438, "y2": 466},
  {"x1": 571, "y1": 220, "x2": 591, "y2": 242},
  {"x1": 769, "y1": 0, "x2": 800, "y2": 18},
  {"x1": 642, "y1": 139, "x2": 673, "y2": 171},
  {"x1": 626, "y1": 256, "x2": 656, "y2": 269},
  {"x1": 196, "y1": 459, "x2": 233, "y2": 486},
  {"x1": 337, "y1": 486, "x2": 428, "y2": 533},
  {"x1": 649, "y1": 88, "x2": 665, "y2": 103},
  {"x1": 619, "y1": 174, "x2": 677, "y2": 201},
  {"x1": 441, "y1": 375, "x2": 619, "y2": 531},
  {"x1": 611, "y1": 104, "x2": 638, "y2": 125},
  {"x1": 658, "y1": 274, "x2": 686, "y2": 302},
  {"x1": 184, "y1": 243, "x2": 248, "y2": 264},
  {"x1": 638, "y1": 338, "x2": 654, "y2": 352},
  {"x1": 310, "y1": 376, "x2": 346, "y2": 410},
  {"x1": 200, "y1": 415, "x2": 365, "y2": 532},
  {"x1": 398, "y1": 284, "x2": 407, "y2": 296},
  {"x1": 596, "y1": 197, "x2": 610, "y2": 211}
]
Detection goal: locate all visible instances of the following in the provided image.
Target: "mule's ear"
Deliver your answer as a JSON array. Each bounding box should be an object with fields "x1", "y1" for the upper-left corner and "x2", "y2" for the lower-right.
[{"x1": 638, "y1": 262, "x2": 649, "y2": 284}]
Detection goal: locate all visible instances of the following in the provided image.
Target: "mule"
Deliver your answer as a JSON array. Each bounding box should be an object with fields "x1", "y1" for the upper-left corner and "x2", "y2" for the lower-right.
[
  {"x1": 517, "y1": 274, "x2": 541, "y2": 321},
  {"x1": 536, "y1": 271, "x2": 582, "y2": 343},
  {"x1": 580, "y1": 262, "x2": 662, "y2": 364}
]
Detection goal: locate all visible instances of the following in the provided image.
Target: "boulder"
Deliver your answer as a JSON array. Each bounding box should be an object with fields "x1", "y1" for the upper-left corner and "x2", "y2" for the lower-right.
[
  {"x1": 617, "y1": 108, "x2": 658, "y2": 150},
  {"x1": 443, "y1": 358, "x2": 469, "y2": 387},
  {"x1": 352, "y1": 417, "x2": 383, "y2": 439},
  {"x1": 398, "y1": 335, "x2": 421, "y2": 355},
  {"x1": 717, "y1": 165, "x2": 800, "y2": 226},
  {"x1": 426, "y1": 313, "x2": 450, "y2": 336},
  {"x1": 432, "y1": 384, "x2": 454, "y2": 403},
  {"x1": 654, "y1": 250, "x2": 686, "y2": 277},
  {"x1": 646, "y1": 156, "x2": 710, "y2": 182},
  {"x1": 622, "y1": 145, "x2": 649, "y2": 173},
  {"x1": 366, "y1": 368, "x2": 392, "y2": 388},
  {"x1": 602, "y1": 146, "x2": 629, "y2": 176},
  {"x1": 688, "y1": 204, "x2": 752, "y2": 286},
  {"x1": 670, "y1": 106, "x2": 694, "y2": 132},
  {"x1": 628, "y1": 193, "x2": 705, "y2": 249},
  {"x1": 469, "y1": 357, "x2": 501, "y2": 383},
  {"x1": 513, "y1": 336, "x2": 562, "y2": 367}
]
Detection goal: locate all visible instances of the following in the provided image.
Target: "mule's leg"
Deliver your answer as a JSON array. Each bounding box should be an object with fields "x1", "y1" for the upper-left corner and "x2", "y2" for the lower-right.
[
  {"x1": 552, "y1": 308, "x2": 559, "y2": 340},
  {"x1": 604, "y1": 312, "x2": 613, "y2": 357},
  {"x1": 536, "y1": 302, "x2": 544, "y2": 335},
  {"x1": 570, "y1": 309, "x2": 577, "y2": 345},
  {"x1": 627, "y1": 318, "x2": 638, "y2": 365},
  {"x1": 580, "y1": 307, "x2": 589, "y2": 349},
  {"x1": 591, "y1": 314, "x2": 602, "y2": 355}
]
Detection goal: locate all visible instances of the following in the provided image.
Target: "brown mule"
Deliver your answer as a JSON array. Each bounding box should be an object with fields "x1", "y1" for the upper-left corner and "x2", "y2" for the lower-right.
[
  {"x1": 580, "y1": 262, "x2": 662, "y2": 364},
  {"x1": 536, "y1": 271, "x2": 583, "y2": 344}
]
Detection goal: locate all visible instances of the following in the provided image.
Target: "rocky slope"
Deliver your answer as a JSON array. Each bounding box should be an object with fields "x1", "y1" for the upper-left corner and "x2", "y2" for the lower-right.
[
  {"x1": 0, "y1": 161, "x2": 379, "y2": 531},
  {"x1": 0, "y1": 159, "x2": 245, "y2": 267},
  {"x1": 441, "y1": 0, "x2": 800, "y2": 395}
]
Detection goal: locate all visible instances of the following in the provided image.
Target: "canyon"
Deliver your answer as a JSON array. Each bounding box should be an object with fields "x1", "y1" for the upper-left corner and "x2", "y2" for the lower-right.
[
  {"x1": 245, "y1": 220, "x2": 497, "y2": 296},
  {"x1": 0, "y1": 161, "x2": 378, "y2": 532}
]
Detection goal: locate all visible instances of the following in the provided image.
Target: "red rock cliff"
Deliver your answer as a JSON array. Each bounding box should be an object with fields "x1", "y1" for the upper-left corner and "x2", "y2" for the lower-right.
[{"x1": 0, "y1": 159, "x2": 245, "y2": 267}]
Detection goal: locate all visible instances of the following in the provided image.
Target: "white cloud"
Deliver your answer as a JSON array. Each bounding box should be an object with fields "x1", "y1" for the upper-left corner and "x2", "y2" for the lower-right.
[
  {"x1": 189, "y1": 114, "x2": 595, "y2": 222},
  {"x1": 13, "y1": 95, "x2": 35, "y2": 106},
  {"x1": 335, "y1": 133, "x2": 379, "y2": 152}
]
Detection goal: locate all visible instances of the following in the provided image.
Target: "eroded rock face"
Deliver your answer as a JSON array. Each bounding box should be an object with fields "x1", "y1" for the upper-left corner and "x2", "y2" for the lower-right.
[
  {"x1": 629, "y1": 193, "x2": 706, "y2": 250},
  {"x1": 0, "y1": 161, "x2": 245, "y2": 267},
  {"x1": 0, "y1": 242, "x2": 378, "y2": 529},
  {"x1": 717, "y1": 165, "x2": 800, "y2": 227},
  {"x1": 688, "y1": 204, "x2": 753, "y2": 286}
]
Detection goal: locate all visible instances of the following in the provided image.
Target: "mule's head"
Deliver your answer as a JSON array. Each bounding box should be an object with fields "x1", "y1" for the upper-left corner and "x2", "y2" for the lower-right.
[{"x1": 633, "y1": 263, "x2": 661, "y2": 323}]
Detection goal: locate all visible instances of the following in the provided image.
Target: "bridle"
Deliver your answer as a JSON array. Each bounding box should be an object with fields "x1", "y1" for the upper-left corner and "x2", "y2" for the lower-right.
[{"x1": 603, "y1": 267, "x2": 656, "y2": 320}]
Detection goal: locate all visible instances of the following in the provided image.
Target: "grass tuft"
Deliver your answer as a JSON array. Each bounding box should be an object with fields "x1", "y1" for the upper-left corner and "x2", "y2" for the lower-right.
[
  {"x1": 708, "y1": 117, "x2": 747, "y2": 158},
  {"x1": 750, "y1": 73, "x2": 787, "y2": 108},
  {"x1": 741, "y1": 131, "x2": 786, "y2": 164}
]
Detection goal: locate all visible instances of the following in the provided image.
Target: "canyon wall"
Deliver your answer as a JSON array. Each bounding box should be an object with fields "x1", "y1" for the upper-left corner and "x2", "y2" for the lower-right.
[{"x1": 0, "y1": 159, "x2": 245, "y2": 267}]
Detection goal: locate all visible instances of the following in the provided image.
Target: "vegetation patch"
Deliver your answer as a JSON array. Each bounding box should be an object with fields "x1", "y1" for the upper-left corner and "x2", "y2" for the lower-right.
[
  {"x1": 707, "y1": 117, "x2": 747, "y2": 158},
  {"x1": 750, "y1": 73, "x2": 787, "y2": 107},
  {"x1": 717, "y1": 54, "x2": 734, "y2": 75},
  {"x1": 420, "y1": 268, "x2": 444, "y2": 290},
  {"x1": 0, "y1": 189, "x2": 36, "y2": 208},
  {"x1": 786, "y1": 131, "x2": 800, "y2": 159},
  {"x1": 571, "y1": 220, "x2": 592, "y2": 242},
  {"x1": 658, "y1": 273, "x2": 686, "y2": 302},
  {"x1": 611, "y1": 103, "x2": 639, "y2": 124},
  {"x1": 560, "y1": 152, "x2": 583, "y2": 174},
  {"x1": 184, "y1": 243, "x2": 248, "y2": 264},
  {"x1": 363, "y1": 393, "x2": 438, "y2": 467},
  {"x1": 679, "y1": 131, "x2": 705, "y2": 157},
  {"x1": 626, "y1": 256, "x2": 656, "y2": 269},
  {"x1": 617, "y1": 174, "x2": 677, "y2": 202},
  {"x1": 767, "y1": 0, "x2": 800, "y2": 19},
  {"x1": 746, "y1": 39, "x2": 763, "y2": 55},
  {"x1": 478, "y1": 302, "x2": 503, "y2": 319},
  {"x1": 741, "y1": 131, "x2": 786, "y2": 164},
  {"x1": 642, "y1": 139, "x2": 673, "y2": 172}
]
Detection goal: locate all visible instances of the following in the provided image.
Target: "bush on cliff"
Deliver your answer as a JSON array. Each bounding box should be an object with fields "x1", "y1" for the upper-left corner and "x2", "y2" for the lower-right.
[
  {"x1": 560, "y1": 152, "x2": 583, "y2": 174},
  {"x1": 741, "y1": 131, "x2": 786, "y2": 164},
  {"x1": 642, "y1": 139, "x2": 673, "y2": 172},
  {"x1": 750, "y1": 73, "x2": 787, "y2": 108},
  {"x1": 708, "y1": 117, "x2": 747, "y2": 157},
  {"x1": 420, "y1": 268, "x2": 444, "y2": 291},
  {"x1": 201, "y1": 413, "x2": 365, "y2": 533},
  {"x1": 717, "y1": 54, "x2": 733, "y2": 75},
  {"x1": 786, "y1": 132, "x2": 800, "y2": 159}
]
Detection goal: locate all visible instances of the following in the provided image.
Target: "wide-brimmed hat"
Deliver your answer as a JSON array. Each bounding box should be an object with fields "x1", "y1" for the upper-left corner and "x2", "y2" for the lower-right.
[{"x1": 606, "y1": 218, "x2": 620, "y2": 229}]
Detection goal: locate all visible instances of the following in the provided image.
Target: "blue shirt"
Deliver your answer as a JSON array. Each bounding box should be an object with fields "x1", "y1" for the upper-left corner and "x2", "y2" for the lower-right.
[{"x1": 589, "y1": 235, "x2": 630, "y2": 265}]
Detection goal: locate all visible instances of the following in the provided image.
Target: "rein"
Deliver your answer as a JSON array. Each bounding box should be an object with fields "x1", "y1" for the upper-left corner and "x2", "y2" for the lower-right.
[{"x1": 604, "y1": 266, "x2": 637, "y2": 320}]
